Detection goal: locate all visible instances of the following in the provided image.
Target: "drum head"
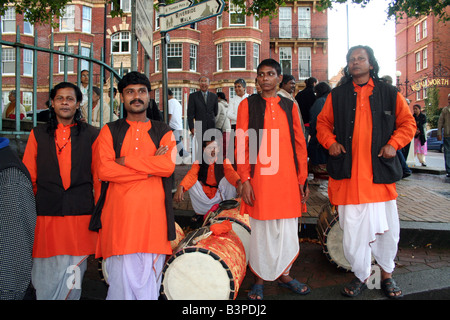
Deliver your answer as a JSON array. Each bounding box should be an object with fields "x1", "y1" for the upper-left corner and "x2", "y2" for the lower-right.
[
  {"x1": 219, "y1": 199, "x2": 239, "y2": 210},
  {"x1": 324, "y1": 220, "x2": 352, "y2": 271}
]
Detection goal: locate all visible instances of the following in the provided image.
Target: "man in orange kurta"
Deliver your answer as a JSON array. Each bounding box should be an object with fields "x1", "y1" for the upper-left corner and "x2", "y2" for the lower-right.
[
  {"x1": 94, "y1": 72, "x2": 176, "y2": 300},
  {"x1": 236, "y1": 59, "x2": 310, "y2": 300},
  {"x1": 174, "y1": 139, "x2": 242, "y2": 221},
  {"x1": 22, "y1": 82, "x2": 99, "y2": 300},
  {"x1": 316, "y1": 46, "x2": 416, "y2": 299}
]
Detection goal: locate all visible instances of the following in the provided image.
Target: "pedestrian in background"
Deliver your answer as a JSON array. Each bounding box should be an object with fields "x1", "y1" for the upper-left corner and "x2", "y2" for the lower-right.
[
  {"x1": 413, "y1": 104, "x2": 427, "y2": 167},
  {"x1": 437, "y1": 93, "x2": 450, "y2": 177}
]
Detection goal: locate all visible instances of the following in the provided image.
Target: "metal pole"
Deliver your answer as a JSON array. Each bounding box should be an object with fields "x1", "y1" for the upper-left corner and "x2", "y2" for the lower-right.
[
  {"x1": 160, "y1": 0, "x2": 169, "y2": 123},
  {"x1": 131, "y1": 0, "x2": 137, "y2": 71}
]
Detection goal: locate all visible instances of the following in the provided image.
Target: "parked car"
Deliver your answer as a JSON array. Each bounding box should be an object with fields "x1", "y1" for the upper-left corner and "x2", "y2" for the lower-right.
[{"x1": 426, "y1": 129, "x2": 444, "y2": 152}]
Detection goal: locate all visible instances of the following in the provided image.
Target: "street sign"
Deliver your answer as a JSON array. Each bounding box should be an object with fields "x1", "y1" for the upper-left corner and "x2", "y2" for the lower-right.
[
  {"x1": 160, "y1": 0, "x2": 194, "y2": 16},
  {"x1": 135, "y1": 0, "x2": 153, "y2": 59},
  {"x1": 160, "y1": 0, "x2": 225, "y2": 32}
]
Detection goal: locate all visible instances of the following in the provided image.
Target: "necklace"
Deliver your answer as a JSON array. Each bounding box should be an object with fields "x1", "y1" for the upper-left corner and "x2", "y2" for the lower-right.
[{"x1": 55, "y1": 135, "x2": 71, "y2": 154}]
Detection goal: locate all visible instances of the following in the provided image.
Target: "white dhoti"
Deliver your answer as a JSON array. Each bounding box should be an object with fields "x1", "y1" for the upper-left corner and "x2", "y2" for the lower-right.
[
  {"x1": 248, "y1": 217, "x2": 299, "y2": 281},
  {"x1": 338, "y1": 200, "x2": 400, "y2": 282},
  {"x1": 188, "y1": 178, "x2": 237, "y2": 215},
  {"x1": 105, "y1": 253, "x2": 165, "y2": 300},
  {"x1": 31, "y1": 255, "x2": 88, "y2": 300}
]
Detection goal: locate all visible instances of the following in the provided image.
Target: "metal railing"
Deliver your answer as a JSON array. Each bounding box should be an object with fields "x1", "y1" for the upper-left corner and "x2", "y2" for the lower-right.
[{"x1": 0, "y1": 26, "x2": 123, "y2": 135}]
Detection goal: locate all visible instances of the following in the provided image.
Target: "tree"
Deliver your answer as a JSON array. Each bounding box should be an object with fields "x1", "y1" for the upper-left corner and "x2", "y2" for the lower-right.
[
  {"x1": 1, "y1": 0, "x2": 448, "y2": 27},
  {"x1": 425, "y1": 86, "x2": 441, "y2": 129}
]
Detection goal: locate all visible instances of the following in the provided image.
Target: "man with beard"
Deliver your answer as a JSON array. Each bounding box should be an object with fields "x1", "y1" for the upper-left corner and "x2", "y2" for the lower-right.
[{"x1": 93, "y1": 72, "x2": 176, "y2": 300}]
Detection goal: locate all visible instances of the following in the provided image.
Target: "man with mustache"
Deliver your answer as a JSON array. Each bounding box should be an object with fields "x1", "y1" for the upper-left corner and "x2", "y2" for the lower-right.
[
  {"x1": 93, "y1": 72, "x2": 176, "y2": 300},
  {"x1": 316, "y1": 46, "x2": 416, "y2": 299}
]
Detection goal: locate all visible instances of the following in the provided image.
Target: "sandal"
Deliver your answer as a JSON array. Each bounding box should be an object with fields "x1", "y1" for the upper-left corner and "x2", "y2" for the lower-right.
[
  {"x1": 247, "y1": 284, "x2": 264, "y2": 300},
  {"x1": 341, "y1": 277, "x2": 367, "y2": 297},
  {"x1": 278, "y1": 279, "x2": 311, "y2": 295},
  {"x1": 381, "y1": 278, "x2": 403, "y2": 299}
]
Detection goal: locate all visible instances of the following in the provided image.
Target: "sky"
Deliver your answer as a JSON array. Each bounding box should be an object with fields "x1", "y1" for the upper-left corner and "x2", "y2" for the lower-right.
[{"x1": 327, "y1": 0, "x2": 397, "y2": 81}]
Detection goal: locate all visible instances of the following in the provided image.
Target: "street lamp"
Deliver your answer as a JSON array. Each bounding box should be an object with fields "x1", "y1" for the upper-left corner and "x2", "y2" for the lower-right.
[{"x1": 396, "y1": 70, "x2": 410, "y2": 98}]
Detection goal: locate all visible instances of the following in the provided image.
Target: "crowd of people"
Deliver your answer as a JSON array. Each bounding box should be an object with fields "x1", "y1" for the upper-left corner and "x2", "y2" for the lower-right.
[{"x1": 3, "y1": 43, "x2": 450, "y2": 302}]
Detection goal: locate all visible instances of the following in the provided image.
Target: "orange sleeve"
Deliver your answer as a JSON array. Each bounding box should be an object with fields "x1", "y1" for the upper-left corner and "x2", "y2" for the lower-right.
[
  {"x1": 387, "y1": 92, "x2": 417, "y2": 150},
  {"x1": 124, "y1": 130, "x2": 176, "y2": 177},
  {"x1": 292, "y1": 100, "x2": 308, "y2": 185},
  {"x1": 316, "y1": 93, "x2": 337, "y2": 150},
  {"x1": 235, "y1": 98, "x2": 251, "y2": 182},
  {"x1": 95, "y1": 125, "x2": 149, "y2": 184},
  {"x1": 223, "y1": 159, "x2": 240, "y2": 187},
  {"x1": 22, "y1": 129, "x2": 38, "y2": 194},
  {"x1": 179, "y1": 161, "x2": 200, "y2": 191}
]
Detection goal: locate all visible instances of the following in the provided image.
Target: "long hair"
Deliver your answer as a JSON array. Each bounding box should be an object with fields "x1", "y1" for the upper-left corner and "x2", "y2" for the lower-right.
[
  {"x1": 342, "y1": 45, "x2": 380, "y2": 84},
  {"x1": 47, "y1": 82, "x2": 83, "y2": 136}
]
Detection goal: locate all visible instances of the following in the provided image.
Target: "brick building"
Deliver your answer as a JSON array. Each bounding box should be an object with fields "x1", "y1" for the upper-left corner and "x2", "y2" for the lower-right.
[
  {"x1": 1, "y1": 0, "x2": 328, "y2": 116},
  {"x1": 395, "y1": 9, "x2": 450, "y2": 109}
]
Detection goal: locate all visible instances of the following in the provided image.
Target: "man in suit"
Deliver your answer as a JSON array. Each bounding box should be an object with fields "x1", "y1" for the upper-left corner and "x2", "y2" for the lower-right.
[{"x1": 187, "y1": 76, "x2": 219, "y2": 161}]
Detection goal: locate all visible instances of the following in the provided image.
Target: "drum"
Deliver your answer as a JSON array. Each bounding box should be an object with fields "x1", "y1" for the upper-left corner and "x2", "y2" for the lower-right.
[
  {"x1": 204, "y1": 199, "x2": 251, "y2": 263},
  {"x1": 316, "y1": 202, "x2": 374, "y2": 271},
  {"x1": 160, "y1": 223, "x2": 247, "y2": 300}
]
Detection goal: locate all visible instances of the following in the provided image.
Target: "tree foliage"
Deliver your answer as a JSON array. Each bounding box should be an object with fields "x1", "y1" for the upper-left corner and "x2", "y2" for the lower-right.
[{"x1": 0, "y1": 0, "x2": 448, "y2": 27}]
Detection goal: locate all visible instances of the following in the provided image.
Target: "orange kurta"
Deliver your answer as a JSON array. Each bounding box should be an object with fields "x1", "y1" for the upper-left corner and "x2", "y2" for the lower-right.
[
  {"x1": 179, "y1": 159, "x2": 240, "y2": 199},
  {"x1": 235, "y1": 96, "x2": 308, "y2": 220},
  {"x1": 316, "y1": 79, "x2": 417, "y2": 205},
  {"x1": 22, "y1": 124, "x2": 98, "y2": 258},
  {"x1": 95, "y1": 120, "x2": 176, "y2": 259}
]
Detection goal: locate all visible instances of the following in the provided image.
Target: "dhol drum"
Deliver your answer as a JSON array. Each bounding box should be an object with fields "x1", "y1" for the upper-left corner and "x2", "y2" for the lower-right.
[
  {"x1": 316, "y1": 202, "x2": 374, "y2": 271},
  {"x1": 99, "y1": 222, "x2": 185, "y2": 285},
  {"x1": 204, "y1": 198, "x2": 251, "y2": 263},
  {"x1": 160, "y1": 222, "x2": 247, "y2": 300}
]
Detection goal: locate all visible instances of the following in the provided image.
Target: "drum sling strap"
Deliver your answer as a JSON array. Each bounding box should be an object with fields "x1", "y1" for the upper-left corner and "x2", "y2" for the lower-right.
[{"x1": 89, "y1": 119, "x2": 176, "y2": 241}]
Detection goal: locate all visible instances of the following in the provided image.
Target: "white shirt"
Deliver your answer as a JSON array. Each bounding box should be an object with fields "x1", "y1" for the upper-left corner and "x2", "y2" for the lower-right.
[
  {"x1": 227, "y1": 93, "x2": 248, "y2": 125},
  {"x1": 168, "y1": 97, "x2": 183, "y2": 130}
]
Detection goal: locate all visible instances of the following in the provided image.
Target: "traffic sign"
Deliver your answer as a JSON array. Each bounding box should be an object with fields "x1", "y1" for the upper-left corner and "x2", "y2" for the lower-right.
[
  {"x1": 160, "y1": 0, "x2": 194, "y2": 16},
  {"x1": 135, "y1": 0, "x2": 153, "y2": 58},
  {"x1": 160, "y1": 0, "x2": 225, "y2": 32}
]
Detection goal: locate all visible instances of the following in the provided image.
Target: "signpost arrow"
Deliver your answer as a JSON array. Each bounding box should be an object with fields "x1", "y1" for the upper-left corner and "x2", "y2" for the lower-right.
[
  {"x1": 160, "y1": 0, "x2": 194, "y2": 16},
  {"x1": 160, "y1": 0, "x2": 225, "y2": 32}
]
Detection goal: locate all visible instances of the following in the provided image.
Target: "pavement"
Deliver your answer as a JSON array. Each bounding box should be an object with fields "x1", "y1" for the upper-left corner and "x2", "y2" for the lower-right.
[{"x1": 81, "y1": 156, "x2": 450, "y2": 301}]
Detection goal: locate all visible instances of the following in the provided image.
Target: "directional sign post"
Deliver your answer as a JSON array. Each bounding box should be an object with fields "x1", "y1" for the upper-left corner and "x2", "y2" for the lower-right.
[{"x1": 160, "y1": 0, "x2": 225, "y2": 32}]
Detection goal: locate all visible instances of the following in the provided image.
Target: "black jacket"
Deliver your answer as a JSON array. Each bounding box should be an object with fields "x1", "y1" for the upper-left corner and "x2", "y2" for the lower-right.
[{"x1": 187, "y1": 90, "x2": 218, "y2": 134}]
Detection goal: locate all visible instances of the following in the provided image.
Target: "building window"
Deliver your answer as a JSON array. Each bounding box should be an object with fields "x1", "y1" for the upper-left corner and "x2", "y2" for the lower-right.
[
  {"x1": 298, "y1": 7, "x2": 311, "y2": 38},
  {"x1": 415, "y1": 51, "x2": 421, "y2": 71},
  {"x1": 169, "y1": 87, "x2": 183, "y2": 105},
  {"x1": 416, "y1": 87, "x2": 421, "y2": 100},
  {"x1": 167, "y1": 43, "x2": 182, "y2": 70},
  {"x1": 423, "y1": 86, "x2": 428, "y2": 100},
  {"x1": 280, "y1": 47, "x2": 292, "y2": 75},
  {"x1": 190, "y1": 44, "x2": 197, "y2": 72},
  {"x1": 216, "y1": 14, "x2": 222, "y2": 29},
  {"x1": 60, "y1": 5, "x2": 75, "y2": 32},
  {"x1": 23, "y1": 91, "x2": 33, "y2": 112},
  {"x1": 230, "y1": 42, "x2": 246, "y2": 69},
  {"x1": 298, "y1": 47, "x2": 311, "y2": 80},
  {"x1": 2, "y1": 48, "x2": 15, "y2": 75},
  {"x1": 23, "y1": 49, "x2": 33, "y2": 76},
  {"x1": 58, "y1": 46, "x2": 74, "y2": 74},
  {"x1": 1, "y1": 7, "x2": 16, "y2": 33},
  {"x1": 112, "y1": 0, "x2": 131, "y2": 13},
  {"x1": 253, "y1": 43, "x2": 260, "y2": 70},
  {"x1": 415, "y1": 24, "x2": 420, "y2": 42},
  {"x1": 253, "y1": 15, "x2": 259, "y2": 29},
  {"x1": 217, "y1": 44, "x2": 223, "y2": 71},
  {"x1": 422, "y1": 19, "x2": 427, "y2": 38},
  {"x1": 155, "y1": 45, "x2": 160, "y2": 72},
  {"x1": 111, "y1": 32, "x2": 130, "y2": 53},
  {"x1": 80, "y1": 47, "x2": 90, "y2": 71},
  {"x1": 82, "y1": 6, "x2": 92, "y2": 33},
  {"x1": 422, "y1": 48, "x2": 428, "y2": 69},
  {"x1": 279, "y1": 7, "x2": 292, "y2": 38},
  {"x1": 229, "y1": 3, "x2": 245, "y2": 26},
  {"x1": 24, "y1": 13, "x2": 34, "y2": 35},
  {"x1": 155, "y1": 10, "x2": 160, "y2": 30}
]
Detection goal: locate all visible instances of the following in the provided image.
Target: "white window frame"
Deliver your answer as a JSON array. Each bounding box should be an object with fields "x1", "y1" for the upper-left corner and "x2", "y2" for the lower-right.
[
  {"x1": 298, "y1": 47, "x2": 311, "y2": 80},
  {"x1": 80, "y1": 47, "x2": 90, "y2": 71},
  {"x1": 111, "y1": 32, "x2": 130, "y2": 54},
  {"x1": 1, "y1": 7, "x2": 16, "y2": 33},
  {"x1": 23, "y1": 91, "x2": 33, "y2": 112},
  {"x1": 24, "y1": 13, "x2": 34, "y2": 35},
  {"x1": 169, "y1": 87, "x2": 183, "y2": 105},
  {"x1": 422, "y1": 19, "x2": 427, "y2": 38},
  {"x1": 216, "y1": 14, "x2": 223, "y2": 29},
  {"x1": 58, "y1": 46, "x2": 75, "y2": 74},
  {"x1": 415, "y1": 24, "x2": 421, "y2": 42},
  {"x1": 415, "y1": 51, "x2": 421, "y2": 71},
  {"x1": 229, "y1": 3, "x2": 245, "y2": 26},
  {"x1": 112, "y1": 0, "x2": 131, "y2": 13},
  {"x1": 253, "y1": 43, "x2": 260, "y2": 70},
  {"x1": 216, "y1": 44, "x2": 223, "y2": 71},
  {"x1": 230, "y1": 42, "x2": 246, "y2": 70},
  {"x1": 422, "y1": 48, "x2": 428, "y2": 69},
  {"x1": 190, "y1": 44, "x2": 197, "y2": 72},
  {"x1": 155, "y1": 45, "x2": 160, "y2": 72},
  {"x1": 60, "y1": 5, "x2": 75, "y2": 32},
  {"x1": 280, "y1": 47, "x2": 292, "y2": 75},
  {"x1": 298, "y1": 7, "x2": 311, "y2": 38},
  {"x1": 82, "y1": 6, "x2": 92, "y2": 33},
  {"x1": 23, "y1": 49, "x2": 33, "y2": 76},
  {"x1": 279, "y1": 7, "x2": 292, "y2": 38},
  {"x1": 2, "y1": 48, "x2": 15, "y2": 75},
  {"x1": 167, "y1": 43, "x2": 182, "y2": 70}
]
